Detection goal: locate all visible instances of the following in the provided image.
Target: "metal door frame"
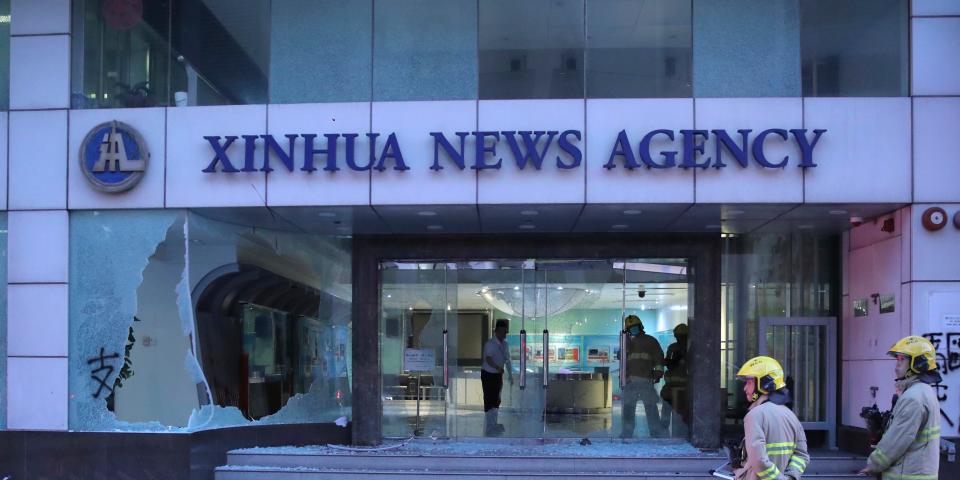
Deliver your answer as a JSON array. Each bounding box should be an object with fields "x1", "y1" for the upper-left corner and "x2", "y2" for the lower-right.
[{"x1": 759, "y1": 316, "x2": 837, "y2": 449}]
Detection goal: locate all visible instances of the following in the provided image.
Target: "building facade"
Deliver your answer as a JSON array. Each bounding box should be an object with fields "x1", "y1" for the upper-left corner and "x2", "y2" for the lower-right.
[{"x1": 1, "y1": 0, "x2": 959, "y2": 477}]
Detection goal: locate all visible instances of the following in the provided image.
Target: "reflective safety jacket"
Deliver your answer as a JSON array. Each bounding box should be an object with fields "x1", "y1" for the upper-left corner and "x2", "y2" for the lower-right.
[
  {"x1": 867, "y1": 377, "x2": 940, "y2": 480},
  {"x1": 738, "y1": 399, "x2": 810, "y2": 480}
]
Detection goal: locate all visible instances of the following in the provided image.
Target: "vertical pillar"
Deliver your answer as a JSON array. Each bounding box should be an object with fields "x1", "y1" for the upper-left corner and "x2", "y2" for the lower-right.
[
  {"x1": 351, "y1": 236, "x2": 382, "y2": 445},
  {"x1": 690, "y1": 236, "x2": 722, "y2": 448},
  {"x1": 5, "y1": 0, "x2": 72, "y2": 431}
]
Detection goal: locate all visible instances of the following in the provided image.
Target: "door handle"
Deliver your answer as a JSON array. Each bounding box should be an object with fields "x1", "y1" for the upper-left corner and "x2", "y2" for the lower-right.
[
  {"x1": 543, "y1": 329, "x2": 550, "y2": 389},
  {"x1": 442, "y1": 329, "x2": 449, "y2": 388},
  {"x1": 619, "y1": 329, "x2": 628, "y2": 388},
  {"x1": 519, "y1": 329, "x2": 527, "y2": 390}
]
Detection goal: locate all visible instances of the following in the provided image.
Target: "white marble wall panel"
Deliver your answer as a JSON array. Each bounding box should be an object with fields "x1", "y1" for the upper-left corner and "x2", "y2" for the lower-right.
[
  {"x1": 911, "y1": 203, "x2": 960, "y2": 281},
  {"x1": 7, "y1": 284, "x2": 67, "y2": 357},
  {"x1": 7, "y1": 357, "x2": 67, "y2": 430},
  {"x1": 913, "y1": 98, "x2": 960, "y2": 202},
  {"x1": 166, "y1": 105, "x2": 267, "y2": 208},
  {"x1": 9, "y1": 110, "x2": 67, "y2": 210},
  {"x1": 694, "y1": 98, "x2": 803, "y2": 203},
  {"x1": 11, "y1": 0, "x2": 70, "y2": 35},
  {"x1": 841, "y1": 359, "x2": 897, "y2": 426},
  {"x1": 803, "y1": 98, "x2": 911, "y2": 203},
  {"x1": 0, "y1": 112, "x2": 8, "y2": 210},
  {"x1": 68, "y1": 108, "x2": 166, "y2": 209},
  {"x1": 9, "y1": 35, "x2": 69, "y2": 110},
  {"x1": 912, "y1": 18, "x2": 960, "y2": 96},
  {"x1": 7, "y1": 210, "x2": 68, "y2": 283},
  {"x1": 371, "y1": 101, "x2": 477, "y2": 205},
  {"x1": 586, "y1": 99, "x2": 694, "y2": 203},
  {"x1": 266, "y1": 103, "x2": 371, "y2": 206},
  {"x1": 477, "y1": 100, "x2": 585, "y2": 204},
  {"x1": 913, "y1": 0, "x2": 960, "y2": 15}
]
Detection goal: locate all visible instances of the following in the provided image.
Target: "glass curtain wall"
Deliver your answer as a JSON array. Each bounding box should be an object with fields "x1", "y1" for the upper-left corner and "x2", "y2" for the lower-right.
[
  {"x1": 70, "y1": 0, "x2": 909, "y2": 107},
  {"x1": 720, "y1": 233, "x2": 840, "y2": 428},
  {"x1": 381, "y1": 258, "x2": 692, "y2": 440}
]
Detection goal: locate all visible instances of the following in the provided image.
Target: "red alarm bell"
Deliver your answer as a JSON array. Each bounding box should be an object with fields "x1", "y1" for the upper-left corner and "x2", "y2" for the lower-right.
[{"x1": 921, "y1": 207, "x2": 948, "y2": 231}]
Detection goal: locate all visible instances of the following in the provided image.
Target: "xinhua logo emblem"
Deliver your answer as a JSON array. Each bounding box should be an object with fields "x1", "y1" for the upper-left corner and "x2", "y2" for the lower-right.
[{"x1": 80, "y1": 120, "x2": 148, "y2": 193}]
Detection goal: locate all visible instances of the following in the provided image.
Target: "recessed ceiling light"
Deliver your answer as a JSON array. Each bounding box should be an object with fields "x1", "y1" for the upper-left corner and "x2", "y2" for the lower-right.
[
  {"x1": 828, "y1": 209, "x2": 848, "y2": 216},
  {"x1": 705, "y1": 224, "x2": 722, "y2": 229},
  {"x1": 427, "y1": 224, "x2": 443, "y2": 230},
  {"x1": 518, "y1": 224, "x2": 536, "y2": 230},
  {"x1": 612, "y1": 224, "x2": 629, "y2": 229},
  {"x1": 418, "y1": 210, "x2": 438, "y2": 217},
  {"x1": 520, "y1": 210, "x2": 539, "y2": 216},
  {"x1": 727, "y1": 209, "x2": 745, "y2": 216},
  {"x1": 623, "y1": 209, "x2": 642, "y2": 215},
  {"x1": 317, "y1": 212, "x2": 337, "y2": 218}
]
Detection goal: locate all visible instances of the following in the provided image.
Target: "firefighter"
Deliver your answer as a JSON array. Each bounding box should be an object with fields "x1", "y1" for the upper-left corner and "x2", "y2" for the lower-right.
[
  {"x1": 620, "y1": 314, "x2": 665, "y2": 438},
  {"x1": 661, "y1": 322, "x2": 690, "y2": 435},
  {"x1": 859, "y1": 335, "x2": 941, "y2": 479},
  {"x1": 735, "y1": 356, "x2": 809, "y2": 480}
]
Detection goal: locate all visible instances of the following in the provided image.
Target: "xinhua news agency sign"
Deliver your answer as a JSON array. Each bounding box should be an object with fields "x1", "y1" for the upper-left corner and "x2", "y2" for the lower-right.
[{"x1": 200, "y1": 128, "x2": 826, "y2": 174}]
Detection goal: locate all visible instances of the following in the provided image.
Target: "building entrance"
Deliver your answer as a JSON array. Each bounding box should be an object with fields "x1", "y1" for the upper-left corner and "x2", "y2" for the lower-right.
[{"x1": 380, "y1": 258, "x2": 694, "y2": 440}]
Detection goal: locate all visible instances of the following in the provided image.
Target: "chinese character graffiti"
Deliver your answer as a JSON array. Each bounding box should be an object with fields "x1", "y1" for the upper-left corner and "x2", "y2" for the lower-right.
[
  {"x1": 87, "y1": 347, "x2": 120, "y2": 399},
  {"x1": 923, "y1": 332, "x2": 960, "y2": 430}
]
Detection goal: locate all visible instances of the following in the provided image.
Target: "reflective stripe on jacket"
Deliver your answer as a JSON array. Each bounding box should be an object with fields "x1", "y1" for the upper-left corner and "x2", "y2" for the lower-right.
[
  {"x1": 738, "y1": 400, "x2": 810, "y2": 480},
  {"x1": 867, "y1": 377, "x2": 940, "y2": 480}
]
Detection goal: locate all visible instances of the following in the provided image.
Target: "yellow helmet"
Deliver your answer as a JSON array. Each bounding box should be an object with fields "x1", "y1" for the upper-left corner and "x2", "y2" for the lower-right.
[
  {"x1": 888, "y1": 336, "x2": 937, "y2": 374},
  {"x1": 625, "y1": 314, "x2": 643, "y2": 330},
  {"x1": 736, "y1": 356, "x2": 786, "y2": 396}
]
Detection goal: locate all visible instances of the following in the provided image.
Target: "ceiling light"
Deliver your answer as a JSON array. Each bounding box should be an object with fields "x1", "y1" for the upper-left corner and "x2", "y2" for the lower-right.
[
  {"x1": 427, "y1": 225, "x2": 443, "y2": 230},
  {"x1": 513, "y1": 285, "x2": 520, "y2": 291},
  {"x1": 727, "y1": 209, "x2": 745, "y2": 216},
  {"x1": 670, "y1": 305, "x2": 688, "y2": 311},
  {"x1": 520, "y1": 210, "x2": 539, "y2": 216},
  {"x1": 623, "y1": 209, "x2": 642, "y2": 215},
  {"x1": 828, "y1": 209, "x2": 848, "y2": 216},
  {"x1": 612, "y1": 224, "x2": 628, "y2": 229},
  {"x1": 518, "y1": 224, "x2": 536, "y2": 230},
  {"x1": 418, "y1": 210, "x2": 438, "y2": 217}
]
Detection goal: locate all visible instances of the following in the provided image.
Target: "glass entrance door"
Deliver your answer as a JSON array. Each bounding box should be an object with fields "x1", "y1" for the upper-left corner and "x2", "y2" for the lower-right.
[{"x1": 380, "y1": 258, "x2": 693, "y2": 441}]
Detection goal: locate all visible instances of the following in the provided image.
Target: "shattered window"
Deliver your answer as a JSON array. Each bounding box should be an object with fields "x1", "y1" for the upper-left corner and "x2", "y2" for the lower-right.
[{"x1": 68, "y1": 210, "x2": 352, "y2": 431}]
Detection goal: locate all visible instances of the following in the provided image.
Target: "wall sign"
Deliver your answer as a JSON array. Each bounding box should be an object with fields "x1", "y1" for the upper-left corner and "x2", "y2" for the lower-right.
[
  {"x1": 80, "y1": 120, "x2": 149, "y2": 193},
  {"x1": 200, "y1": 128, "x2": 826, "y2": 174},
  {"x1": 403, "y1": 348, "x2": 436, "y2": 372}
]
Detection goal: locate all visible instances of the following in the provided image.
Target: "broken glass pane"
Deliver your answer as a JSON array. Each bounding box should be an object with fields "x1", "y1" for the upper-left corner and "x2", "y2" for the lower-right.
[{"x1": 69, "y1": 209, "x2": 352, "y2": 431}]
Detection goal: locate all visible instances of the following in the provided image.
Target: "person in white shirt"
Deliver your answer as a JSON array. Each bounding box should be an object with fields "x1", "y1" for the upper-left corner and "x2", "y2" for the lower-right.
[{"x1": 482, "y1": 319, "x2": 513, "y2": 435}]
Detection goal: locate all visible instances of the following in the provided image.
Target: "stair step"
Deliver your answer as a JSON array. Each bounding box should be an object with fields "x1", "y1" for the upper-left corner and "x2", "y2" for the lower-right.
[
  {"x1": 224, "y1": 450, "x2": 864, "y2": 475},
  {"x1": 215, "y1": 465, "x2": 866, "y2": 480}
]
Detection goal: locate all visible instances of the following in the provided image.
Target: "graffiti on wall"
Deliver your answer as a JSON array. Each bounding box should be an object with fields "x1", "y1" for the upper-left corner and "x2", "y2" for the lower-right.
[
  {"x1": 87, "y1": 347, "x2": 120, "y2": 399},
  {"x1": 922, "y1": 331, "x2": 960, "y2": 430}
]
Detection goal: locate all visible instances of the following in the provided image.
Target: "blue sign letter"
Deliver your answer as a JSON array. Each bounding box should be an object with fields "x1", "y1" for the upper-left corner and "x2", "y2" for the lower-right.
[
  {"x1": 430, "y1": 132, "x2": 469, "y2": 171},
  {"x1": 680, "y1": 130, "x2": 711, "y2": 169},
  {"x1": 302, "y1": 133, "x2": 340, "y2": 172},
  {"x1": 605, "y1": 130, "x2": 639, "y2": 169},
  {"x1": 711, "y1": 129, "x2": 751, "y2": 169},
  {"x1": 638, "y1": 130, "x2": 677, "y2": 169},
  {"x1": 503, "y1": 131, "x2": 557, "y2": 170},
  {"x1": 202, "y1": 136, "x2": 239, "y2": 173},
  {"x1": 556, "y1": 130, "x2": 582, "y2": 169},
  {"x1": 790, "y1": 129, "x2": 826, "y2": 168},
  {"x1": 471, "y1": 131, "x2": 502, "y2": 170},
  {"x1": 374, "y1": 133, "x2": 409, "y2": 172},
  {"x1": 752, "y1": 129, "x2": 789, "y2": 168},
  {"x1": 260, "y1": 134, "x2": 298, "y2": 172}
]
